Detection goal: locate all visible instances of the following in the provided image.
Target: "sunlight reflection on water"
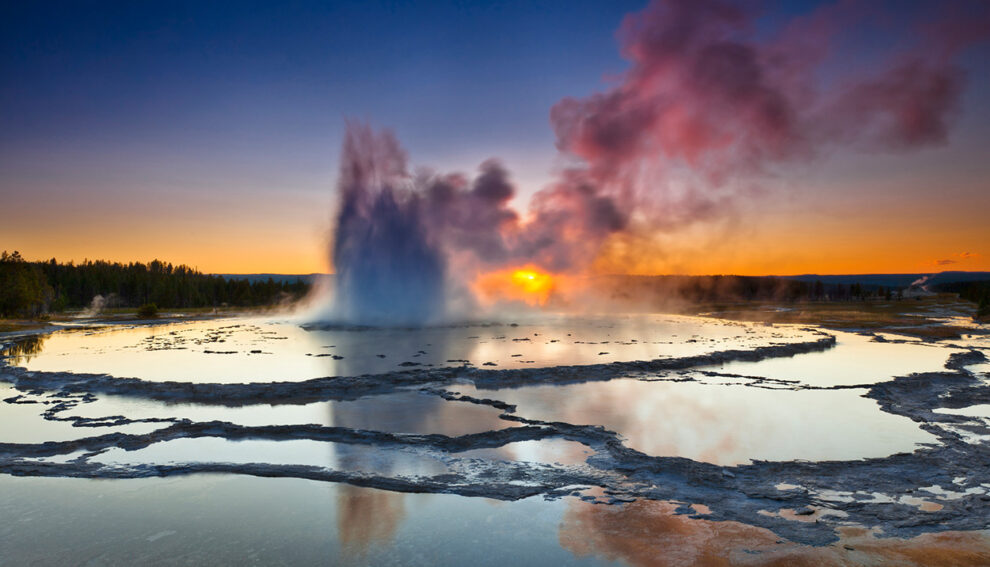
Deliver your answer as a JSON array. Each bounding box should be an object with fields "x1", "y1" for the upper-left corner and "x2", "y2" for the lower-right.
[{"x1": 14, "y1": 315, "x2": 816, "y2": 383}]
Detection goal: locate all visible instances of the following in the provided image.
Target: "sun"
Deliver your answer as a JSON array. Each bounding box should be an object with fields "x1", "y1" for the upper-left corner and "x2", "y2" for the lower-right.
[{"x1": 474, "y1": 265, "x2": 558, "y2": 306}]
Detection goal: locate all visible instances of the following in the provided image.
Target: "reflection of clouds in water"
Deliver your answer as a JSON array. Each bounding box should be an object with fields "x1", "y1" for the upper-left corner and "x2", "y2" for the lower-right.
[
  {"x1": 559, "y1": 498, "x2": 990, "y2": 567},
  {"x1": 561, "y1": 499, "x2": 779, "y2": 566},
  {"x1": 459, "y1": 439, "x2": 593, "y2": 466},
  {"x1": 337, "y1": 485, "x2": 406, "y2": 554},
  {"x1": 709, "y1": 330, "x2": 961, "y2": 388},
  {"x1": 566, "y1": 381, "x2": 744, "y2": 465},
  {"x1": 466, "y1": 378, "x2": 934, "y2": 465}
]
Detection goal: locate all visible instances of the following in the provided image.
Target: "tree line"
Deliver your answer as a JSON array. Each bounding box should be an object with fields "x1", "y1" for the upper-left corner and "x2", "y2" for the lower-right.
[
  {"x1": 594, "y1": 275, "x2": 899, "y2": 305},
  {"x1": 933, "y1": 280, "x2": 990, "y2": 320},
  {"x1": 0, "y1": 251, "x2": 311, "y2": 317}
]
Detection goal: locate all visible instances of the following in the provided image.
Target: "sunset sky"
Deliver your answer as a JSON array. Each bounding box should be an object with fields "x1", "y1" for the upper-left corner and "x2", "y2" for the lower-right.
[{"x1": 2, "y1": 0, "x2": 988, "y2": 275}]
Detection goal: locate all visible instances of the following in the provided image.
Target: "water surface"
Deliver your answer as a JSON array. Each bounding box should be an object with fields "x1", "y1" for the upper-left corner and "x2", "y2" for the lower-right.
[
  {"x1": 13, "y1": 315, "x2": 818, "y2": 383},
  {"x1": 449, "y1": 378, "x2": 936, "y2": 465}
]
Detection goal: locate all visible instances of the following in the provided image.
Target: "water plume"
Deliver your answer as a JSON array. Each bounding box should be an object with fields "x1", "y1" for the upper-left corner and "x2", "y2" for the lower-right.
[{"x1": 330, "y1": 125, "x2": 447, "y2": 326}]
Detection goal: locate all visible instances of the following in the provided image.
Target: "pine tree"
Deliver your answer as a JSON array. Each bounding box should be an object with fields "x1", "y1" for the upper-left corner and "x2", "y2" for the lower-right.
[{"x1": 977, "y1": 294, "x2": 990, "y2": 320}]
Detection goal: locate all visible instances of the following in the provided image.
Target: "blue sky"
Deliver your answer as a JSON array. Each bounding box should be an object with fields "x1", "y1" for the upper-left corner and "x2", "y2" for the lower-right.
[{"x1": 1, "y1": 1, "x2": 987, "y2": 274}]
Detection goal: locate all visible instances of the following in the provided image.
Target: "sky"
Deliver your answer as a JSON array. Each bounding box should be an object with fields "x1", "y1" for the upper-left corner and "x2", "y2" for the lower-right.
[{"x1": 1, "y1": 0, "x2": 988, "y2": 275}]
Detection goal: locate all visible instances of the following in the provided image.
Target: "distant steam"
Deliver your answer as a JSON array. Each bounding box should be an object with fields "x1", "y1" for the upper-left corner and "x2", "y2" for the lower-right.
[
  {"x1": 77, "y1": 294, "x2": 108, "y2": 319},
  {"x1": 323, "y1": 0, "x2": 988, "y2": 325}
]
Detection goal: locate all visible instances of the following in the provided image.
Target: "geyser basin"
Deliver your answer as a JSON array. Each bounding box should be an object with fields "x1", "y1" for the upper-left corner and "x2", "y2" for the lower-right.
[
  {"x1": 10, "y1": 315, "x2": 819, "y2": 383},
  {"x1": 2, "y1": 314, "x2": 989, "y2": 549}
]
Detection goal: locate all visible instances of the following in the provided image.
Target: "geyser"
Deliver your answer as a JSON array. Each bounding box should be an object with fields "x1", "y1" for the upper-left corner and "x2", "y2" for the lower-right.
[{"x1": 331, "y1": 125, "x2": 447, "y2": 326}]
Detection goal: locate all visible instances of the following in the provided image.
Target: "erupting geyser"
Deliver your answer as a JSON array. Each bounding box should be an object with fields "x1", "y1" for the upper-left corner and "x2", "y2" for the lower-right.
[
  {"x1": 325, "y1": 120, "x2": 615, "y2": 326},
  {"x1": 331, "y1": 125, "x2": 447, "y2": 326}
]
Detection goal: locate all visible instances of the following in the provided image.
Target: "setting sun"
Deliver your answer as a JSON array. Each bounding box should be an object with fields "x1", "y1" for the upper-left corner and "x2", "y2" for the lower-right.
[{"x1": 475, "y1": 265, "x2": 558, "y2": 306}]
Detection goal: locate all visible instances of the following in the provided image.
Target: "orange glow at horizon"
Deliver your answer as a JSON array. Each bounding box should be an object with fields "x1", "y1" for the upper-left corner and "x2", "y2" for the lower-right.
[
  {"x1": 3, "y1": 179, "x2": 988, "y2": 276},
  {"x1": 474, "y1": 265, "x2": 559, "y2": 306},
  {"x1": 587, "y1": 196, "x2": 990, "y2": 277}
]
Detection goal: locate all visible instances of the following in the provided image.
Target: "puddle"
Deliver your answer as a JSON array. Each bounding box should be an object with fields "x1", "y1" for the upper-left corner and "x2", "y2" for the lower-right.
[
  {"x1": 59, "y1": 390, "x2": 515, "y2": 437},
  {"x1": 0, "y1": 384, "x2": 164, "y2": 443},
  {"x1": 451, "y1": 378, "x2": 936, "y2": 465},
  {"x1": 457, "y1": 439, "x2": 594, "y2": 466},
  {"x1": 935, "y1": 404, "x2": 990, "y2": 420},
  {"x1": 700, "y1": 330, "x2": 960, "y2": 387},
  {"x1": 90, "y1": 437, "x2": 449, "y2": 476}
]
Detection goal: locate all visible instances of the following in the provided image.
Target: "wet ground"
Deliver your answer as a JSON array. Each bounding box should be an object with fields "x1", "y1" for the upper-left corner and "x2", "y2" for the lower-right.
[{"x1": 2, "y1": 313, "x2": 989, "y2": 565}]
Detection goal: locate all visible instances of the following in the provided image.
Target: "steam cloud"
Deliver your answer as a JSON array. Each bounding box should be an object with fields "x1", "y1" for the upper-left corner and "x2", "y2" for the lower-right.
[
  {"x1": 328, "y1": 0, "x2": 988, "y2": 325},
  {"x1": 77, "y1": 295, "x2": 107, "y2": 319}
]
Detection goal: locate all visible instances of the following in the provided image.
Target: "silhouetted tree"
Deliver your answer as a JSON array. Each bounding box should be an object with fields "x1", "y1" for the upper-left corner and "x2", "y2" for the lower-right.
[{"x1": 0, "y1": 251, "x2": 53, "y2": 317}]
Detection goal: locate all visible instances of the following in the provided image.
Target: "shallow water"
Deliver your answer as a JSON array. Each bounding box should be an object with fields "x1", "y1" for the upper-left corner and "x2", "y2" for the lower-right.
[
  {"x1": 458, "y1": 439, "x2": 595, "y2": 466},
  {"x1": 0, "y1": 476, "x2": 615, "y2": 566},
  {"x1": 700, "y1": 330, "x2": 959, "y2": 387},
  {"x1": 2, "y1": 313, "x2": 989, "y2": 561},
  {"x1": 2, "y1": 475, "x2": 987, "y2": 566},
  {"x1": 0, "y1": 383, "x2": 164, "y2": 443},
  {"x1": 449, "y1": 378, "x2": 936, "y2": 465},
  {"x1": 0, "y1": 314, "x2": 962, "y2": 467},
  {"x1": 966, "y1": 363, "x2": 990, "y2": 377},
  {"x1": 12, "y1": 315, "x2": 817, "y2": 383},
  {"x1": 91, "y1": 438, "x2": 451, "y2": 477},
  {"x1": 58, "y1": 390, "x2": 515, "y2": 437},
  {"x1": 935, "y1": 404, "x2": 990, "y2": 419}
]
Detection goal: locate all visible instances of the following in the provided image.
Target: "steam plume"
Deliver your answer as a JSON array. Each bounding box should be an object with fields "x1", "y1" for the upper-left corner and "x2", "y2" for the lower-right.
[
  {"x1": 326, "y1": 0, "x2": 988, "y2": 325},
  {"x1": 77, "y1": 295, "x2": 107, "y2": 319}
]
